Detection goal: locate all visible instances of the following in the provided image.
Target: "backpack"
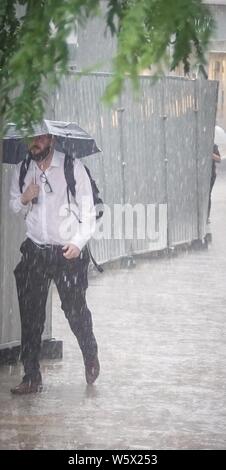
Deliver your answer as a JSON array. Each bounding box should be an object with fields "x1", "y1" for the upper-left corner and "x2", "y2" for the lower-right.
[
  {"x1": 19, "y1": 153, "x2": 104, "y2": 272},
  {"x1": 63, "y1": 154, "x2": 104, "y2": 220}
]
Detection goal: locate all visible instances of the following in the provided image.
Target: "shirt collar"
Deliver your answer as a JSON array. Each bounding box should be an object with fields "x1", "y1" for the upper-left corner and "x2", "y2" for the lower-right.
[{"x1": 50, "y1": 150, "x2": 64, "y2": 167}]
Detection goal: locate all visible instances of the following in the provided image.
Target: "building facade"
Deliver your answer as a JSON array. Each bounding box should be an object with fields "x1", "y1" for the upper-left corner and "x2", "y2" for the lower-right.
[{"x1": 204, "y1": 1, "x2": 226, "y2": 128}]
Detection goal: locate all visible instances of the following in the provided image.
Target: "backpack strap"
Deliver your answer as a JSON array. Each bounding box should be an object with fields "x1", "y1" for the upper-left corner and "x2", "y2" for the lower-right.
[
  {"x1": 64, "y1": 153, "x2": 76, "y2": 211},
  {"x1": 84, "y1": 165, "x2": 104, "y2": 220},
  {"x1": 19, "y1": 154, "x2": 32, "y2": 193},
  {"x1": 87, "y1": 244, "x2": 104, "y2": 273}
]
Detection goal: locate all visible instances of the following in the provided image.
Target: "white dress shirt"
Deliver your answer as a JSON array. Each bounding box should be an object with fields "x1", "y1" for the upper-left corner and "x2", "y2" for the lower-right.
[{"x1": 9, "y1": 150, "x2": 96, "y2": 250}]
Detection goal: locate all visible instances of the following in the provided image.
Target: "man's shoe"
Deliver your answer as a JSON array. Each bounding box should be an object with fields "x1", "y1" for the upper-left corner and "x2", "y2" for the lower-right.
[
  {"x1": 85, "y1": 356, "x2": 100, "y2": 385},
  {"x1": 10, "y1": 380, "x2": 43, "y2": 395}
]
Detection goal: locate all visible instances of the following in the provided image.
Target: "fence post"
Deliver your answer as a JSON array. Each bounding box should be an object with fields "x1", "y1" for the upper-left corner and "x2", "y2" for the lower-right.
[
  {"x1": 117, "y1": 103, "x2": 135, "y2": 266},
  {"x1": 161, "y1": 78, "x2": 170, "y2": 250},
  {"x1": 95, "y1": 77, "x2": 107, "y2": 202},
  {"x1": 194, "y1": 79, "x2": 201, "y2": 243},
  {"x1": 117, "y1": 105, "x2": 126, "y2": 205}
]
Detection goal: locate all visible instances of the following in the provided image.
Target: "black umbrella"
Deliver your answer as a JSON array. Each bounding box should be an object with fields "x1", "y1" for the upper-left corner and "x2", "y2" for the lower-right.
[{"x1": 3, "y1": 120, "x2": 101, "y2": 164}]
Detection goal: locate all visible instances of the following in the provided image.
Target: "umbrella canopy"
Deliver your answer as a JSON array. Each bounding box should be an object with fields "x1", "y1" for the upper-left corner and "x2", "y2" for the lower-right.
[
  {"x1": 214, "y1": 125, "x2": 226, "y2": 146},
  {"x1": 3, "y1": 120, "x2": 101, "y2": 164}
]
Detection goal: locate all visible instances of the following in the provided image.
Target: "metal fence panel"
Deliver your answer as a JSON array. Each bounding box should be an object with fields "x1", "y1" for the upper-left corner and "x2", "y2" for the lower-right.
[
  {"x1": 54, "y1": 73, "x2": 218, "y2": 260},
  {"x1": 120, "y1": 78, "x2": 167, "y2": 253},
  {"x1": 196, "y1": 79, "x2": 219, "y2": 239},
  {"x1": 164, "y1": 78, "x2": 198, "y2": 245},
  {"x1": 55, "y1": 73, "x2": 126, "y2": 263}
]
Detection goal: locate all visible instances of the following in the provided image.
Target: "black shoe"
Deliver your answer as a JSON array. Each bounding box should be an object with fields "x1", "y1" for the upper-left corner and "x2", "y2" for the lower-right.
[
  {"x1": 10, "y1": 379, "x2": 43, "y2": 395},
  {"x1": 85, "y1": 356, "x2": 100, "y2": 385}
]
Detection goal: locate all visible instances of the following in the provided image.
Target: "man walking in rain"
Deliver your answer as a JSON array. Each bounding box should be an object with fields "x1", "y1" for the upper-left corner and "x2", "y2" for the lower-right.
[{"x1": 9, "y1": 133, "x2": 100, "y2": 394}]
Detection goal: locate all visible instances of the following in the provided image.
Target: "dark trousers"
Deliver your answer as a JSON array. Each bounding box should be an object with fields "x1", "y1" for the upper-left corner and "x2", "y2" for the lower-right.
[
  {"x1": 207, "y1": 174, "x2": 216, "y2": 220},
  {"x1": 14, "y1": 238, "x2": 98, "y2": 382}
]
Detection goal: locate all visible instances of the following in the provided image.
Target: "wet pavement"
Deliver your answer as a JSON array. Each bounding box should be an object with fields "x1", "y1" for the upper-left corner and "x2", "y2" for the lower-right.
[{"x1": 1, "y1": 164, "x2": 226, "y2": 450}]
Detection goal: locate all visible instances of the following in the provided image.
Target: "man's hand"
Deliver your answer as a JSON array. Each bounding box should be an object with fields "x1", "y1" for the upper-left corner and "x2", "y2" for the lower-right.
[
  {"x1": 21, "y1": 181, "x2": 40, "y2": 205},
  {"x1": 62, "y1": 244, "x2": 81, "y2": 259}
]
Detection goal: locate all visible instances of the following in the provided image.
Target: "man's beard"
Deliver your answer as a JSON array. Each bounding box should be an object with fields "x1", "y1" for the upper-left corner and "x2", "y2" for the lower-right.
[{"x1": 29, "y1": 146, "x2": 51, "y2": 162}]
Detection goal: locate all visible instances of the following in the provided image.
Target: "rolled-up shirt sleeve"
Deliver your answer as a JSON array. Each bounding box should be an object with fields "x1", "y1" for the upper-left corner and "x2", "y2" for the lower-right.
[
  {"x1": 69, "y1": 160, "x2": 96, "y2": 250},
  {"x1": 9, "y1": 163, "x2": 29, "y2": 215}
]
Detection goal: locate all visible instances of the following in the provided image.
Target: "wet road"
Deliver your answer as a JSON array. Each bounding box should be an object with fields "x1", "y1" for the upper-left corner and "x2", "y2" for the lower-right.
[{"x1": 1, "y1": 164, "x2": 226, "y2": 450}]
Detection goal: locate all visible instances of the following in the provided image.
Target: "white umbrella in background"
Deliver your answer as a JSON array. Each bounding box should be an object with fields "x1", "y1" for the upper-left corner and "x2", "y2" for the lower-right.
[{"x1": 214, "y1": 125, "x2": 226, "y2": 145}]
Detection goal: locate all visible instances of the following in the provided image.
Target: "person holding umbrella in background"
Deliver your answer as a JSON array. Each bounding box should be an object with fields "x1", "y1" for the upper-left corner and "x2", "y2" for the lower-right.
[
  {"x1": 207, "y1": 124, "x2": 225, "y2": 224},
  {"x1": 8, "y1": 124, "x2": 100, "y2": 395},
  {"x1": 207, "y1": 142, "x2": 221, "y2": 223}
]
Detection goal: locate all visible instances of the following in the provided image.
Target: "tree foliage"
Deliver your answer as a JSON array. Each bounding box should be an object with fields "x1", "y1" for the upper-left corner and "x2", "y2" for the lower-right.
[{"x1": 0, "y1": 0, "x2": 214, "y2": 132}]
